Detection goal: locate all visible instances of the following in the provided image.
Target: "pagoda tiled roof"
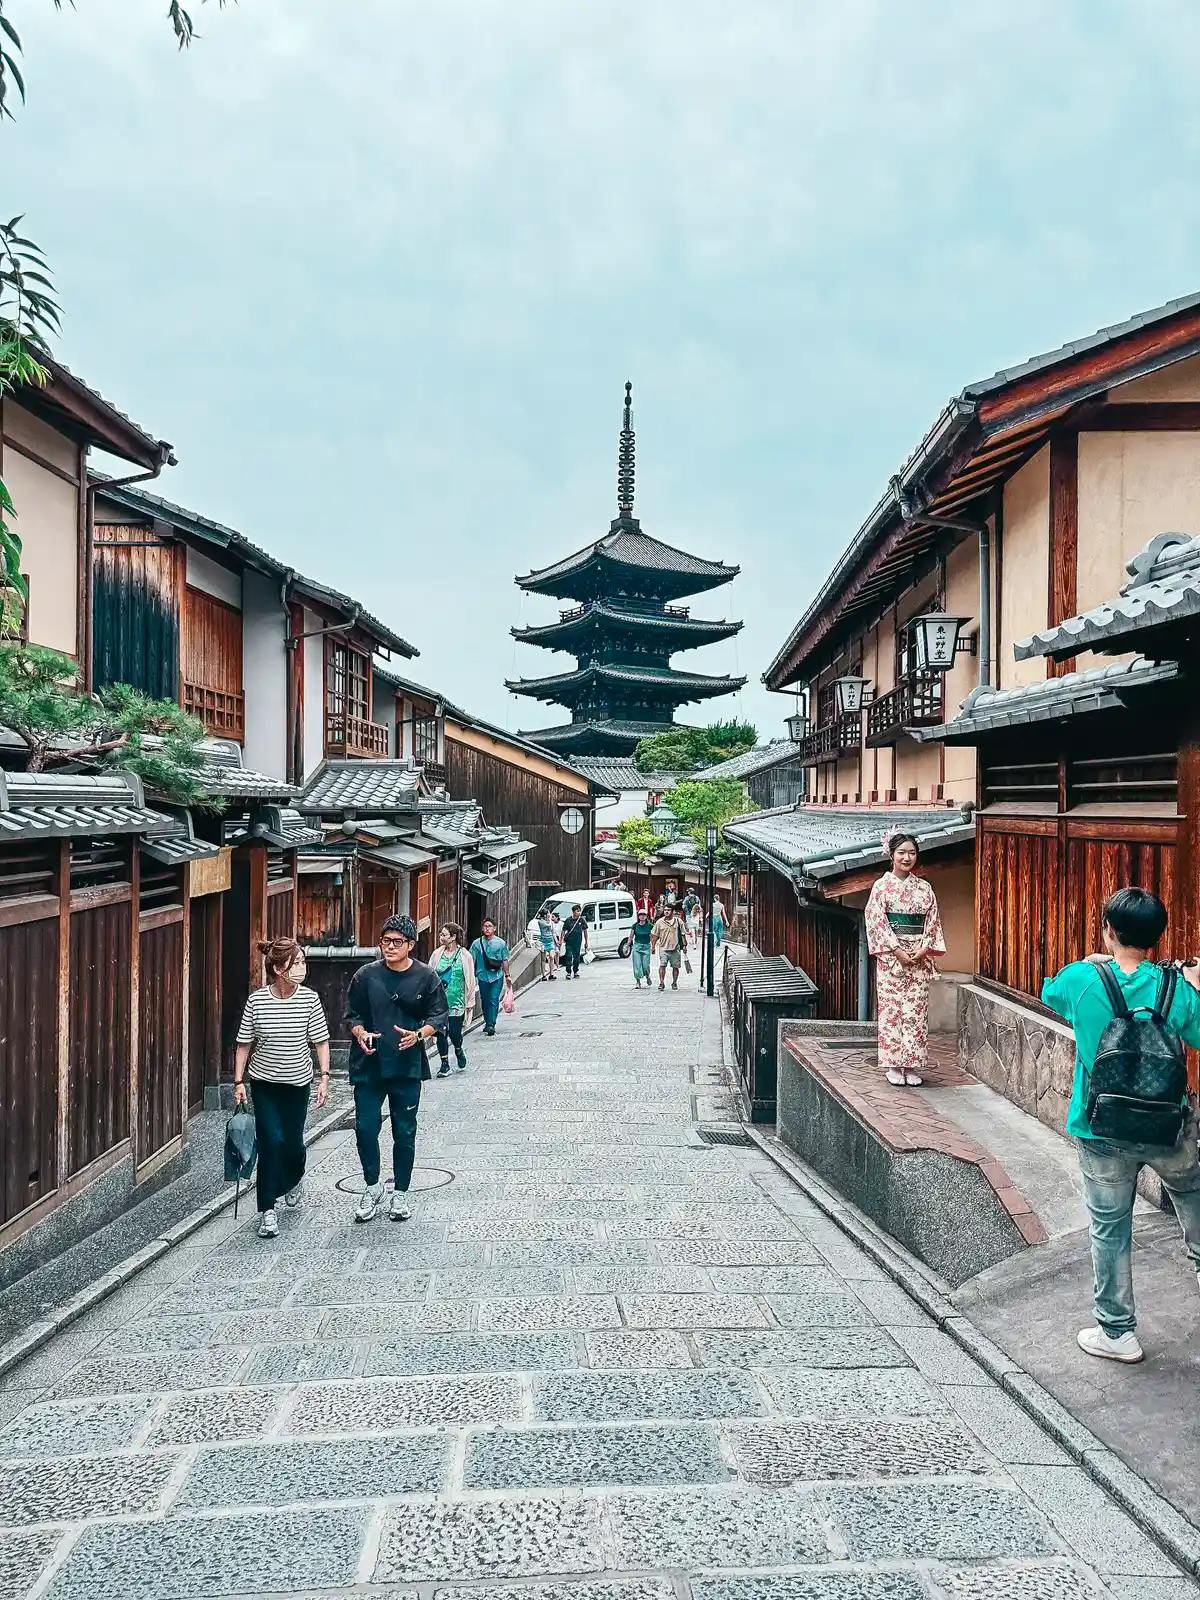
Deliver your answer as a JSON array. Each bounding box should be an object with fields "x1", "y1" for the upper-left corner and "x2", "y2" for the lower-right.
[
  {"x1": 506, "y1": 662, "x2": 747, "y2": 703},
  {"x1": 512, "y1": 600, "x2": 741, "y2": 648},
  {"x1": 518, "y1": 718, "x2": 696, "y2": 754},
  {"x1": 516, "y1": 523, "x2": 738, "y2": 599}
]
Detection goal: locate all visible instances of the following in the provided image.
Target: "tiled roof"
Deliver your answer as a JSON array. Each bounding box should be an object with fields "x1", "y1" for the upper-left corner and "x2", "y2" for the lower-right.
[
  {"x1": 507, "y1": 662, "x2": 746, "y2": 698},
  {"x1": 40, "y1": 357, "x2": 172, "y2": 468},
  {"x1": 463, "y1": 866, "x2": 504, "y2": 894},
  {"x1": 222, "y1": 806, "x2": 325, "y2": 849},
  {"x1": 0, "y1": 771, "x2": 176, "y2": 843},
  {"x1": 363, "y1": 841, "x2": 438, "y2": 871},
  {"x1": 477, "y1": 836, "x2": 534, "y2": 863},
  {"x1": 1016, "y1": 533, "x2": 1200, "y2": 661},
  {"x1": 920, "y1": 657, "x2": 1179, "y2": 744},
  {"x1": 513, "y1": 602, "x2": 741, "y2": 643},
  {"x1": 192, "y1": 740, "x2": 296, "y2": 801},
  {"x1": 724, "y1": 803, "x2": 972, "y2": 881},
  {"x1": 141, "y1": 810, "x2": 221, "y2": 866},
  {"x1": 519, "y1": 719, "x2": 698, "y2": 753},
  {"x1": 564, "y1": 757, "x2": 685, "y2": 792},
  {"x1": 299, "y1": 760, "x2": 423, "y2": 814},
  {"x1": 517, "y1": 527, "x2": 738, "y2": 591},
  {"x1": 694, "y1": 741, "x2": 806, "y2": 781}
]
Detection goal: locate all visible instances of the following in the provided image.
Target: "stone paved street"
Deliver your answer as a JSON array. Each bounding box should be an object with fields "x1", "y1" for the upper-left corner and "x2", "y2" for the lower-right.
[{"x1": 0, "y1": 958, "x2": 1195, "y2": 1599}]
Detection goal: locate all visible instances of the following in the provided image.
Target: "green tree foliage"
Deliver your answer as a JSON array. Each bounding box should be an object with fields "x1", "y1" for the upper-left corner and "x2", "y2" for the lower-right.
[
  {"x1": 615, "y1": 815, "x2": 663, "y2": 861},
  {"x1": 633, "y1": 719, "x2": 757, "y2": 775},
  {"x1": 0, "y1": 644, "x2": 217, "y2": 804}
]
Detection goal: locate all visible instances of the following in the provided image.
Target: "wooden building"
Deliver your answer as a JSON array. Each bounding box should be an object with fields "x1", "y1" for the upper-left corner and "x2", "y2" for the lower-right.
[{"x1": 694, "y1": 740, "x2": 809, "y2": 811}]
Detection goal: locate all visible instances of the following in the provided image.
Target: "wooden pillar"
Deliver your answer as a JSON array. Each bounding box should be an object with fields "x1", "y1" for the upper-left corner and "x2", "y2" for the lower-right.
[
  {"x1": 180, "y1": 863, "x2": 192, "y2": 1135},
  {"x1": 249, "y1": 843, "x2": 268, "y2": 990},
  {"x1": 1177, "y1": 740, "x2": 1200, "y2": 1091},
  {"x1": 55, "y1": 839, "x2": 71, "y2": 1190},
  {"x1": 129, "y1": 843, "x2": 141, "y2": 1164},
  {"x1": 1047, "y1": 433, "x2": 1079, "y2": 679}
]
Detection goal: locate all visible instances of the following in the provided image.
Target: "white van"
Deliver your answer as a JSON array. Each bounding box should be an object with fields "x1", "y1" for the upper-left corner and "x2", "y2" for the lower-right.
[{"x1": 535, "y1": 889, "x2": 638, "y2": 958}]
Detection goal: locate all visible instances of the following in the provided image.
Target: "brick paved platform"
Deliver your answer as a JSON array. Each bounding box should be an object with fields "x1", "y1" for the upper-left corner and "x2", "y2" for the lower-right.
[{"x1": 0, "y1": 959, "x2": 1192, "y2": 1597}]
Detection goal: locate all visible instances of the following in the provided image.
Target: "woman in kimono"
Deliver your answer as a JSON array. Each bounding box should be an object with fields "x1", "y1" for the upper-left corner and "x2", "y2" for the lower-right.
[{"x1": 865, "y1": 833, "x2": 945, "y2": 1087}]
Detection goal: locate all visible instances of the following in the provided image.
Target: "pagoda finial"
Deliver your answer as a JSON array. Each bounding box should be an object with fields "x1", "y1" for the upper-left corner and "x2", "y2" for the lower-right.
[{"x1": 617, "y1": 380, "x2": 635, "y2": 518}]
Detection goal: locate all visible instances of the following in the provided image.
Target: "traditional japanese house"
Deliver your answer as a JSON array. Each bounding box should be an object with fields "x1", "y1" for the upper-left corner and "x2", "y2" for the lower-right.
[
  {"x1": 568, "y1": 756, "x2": 681, "y2": 836},
  {"x1": 756, "y1": 286, "x2": 1200, "y2": 1030},
  {"x1": 693, "y1": 740, "x2": 809, "y2": 811},
  {"x1": 509, "y1": 385, "x2": 744, "y2": 756}
]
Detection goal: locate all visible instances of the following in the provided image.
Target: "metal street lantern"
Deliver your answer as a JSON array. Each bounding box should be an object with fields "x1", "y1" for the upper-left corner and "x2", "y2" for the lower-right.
[
  {"x1": 702, "y1": 824, "x2": 719, "y2": 998},
  {"x1": 834, "y1": 675, "x2": 870, "y2": 715},
  {"x1": 785, "y1": 712, "x2": 809, "y2": 742},
  {"x1": 910, "y1": 613, "x2": 970, "y2": 672},
  {"x1": 706, "y1": 824, "x2": 719, "y2": 852}
]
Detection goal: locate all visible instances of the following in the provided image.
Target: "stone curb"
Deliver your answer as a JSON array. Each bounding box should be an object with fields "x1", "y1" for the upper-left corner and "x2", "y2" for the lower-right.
[
  {"x1": 745, "y1": 1124, "x2": 1200, "y2": 1578},
  {"x1": 0, "y1": 1100, "x2": 354, "y2": 1385}
]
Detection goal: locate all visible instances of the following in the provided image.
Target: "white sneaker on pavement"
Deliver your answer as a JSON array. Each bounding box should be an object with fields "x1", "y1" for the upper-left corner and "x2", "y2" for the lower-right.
[
  {"x1": 258, "y1": 1208, "x2": 279, "y2": 1239},
  {"x1": 355, "y1": 1182, "x2": 383, "y2": 1223},
  {"x1": 283, "y1": 1182, "x2": 303, "y2": 1207},
  {"x1": 390, "y1": 1191, "x2": 412, "y2": 1222},
  {"x1": 1077, "y1": 1325, "x2": 1144, "y2": 1363}
]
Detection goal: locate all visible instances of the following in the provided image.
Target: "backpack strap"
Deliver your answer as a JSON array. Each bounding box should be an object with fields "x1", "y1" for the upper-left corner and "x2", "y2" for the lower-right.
[
  {"x1": 1094, "y1": 959, "x2": 1133, "y2": 1021},
  {"x1": 1152, "y1": 962, "x2": 1179, "y2": 1025}
]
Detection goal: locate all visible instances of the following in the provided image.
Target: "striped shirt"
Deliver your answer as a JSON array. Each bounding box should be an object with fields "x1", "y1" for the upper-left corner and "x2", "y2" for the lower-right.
[{"x1": 236, "y1": 985, "x2": 330, "y2": 1086}]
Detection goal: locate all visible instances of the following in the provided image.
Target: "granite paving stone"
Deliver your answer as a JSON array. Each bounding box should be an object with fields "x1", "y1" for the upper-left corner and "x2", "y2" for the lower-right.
[
  {"x1": 463, "y1": 1420, "x2": 730, "y2": 1489},
  {"x1": 620, "y1": 1293, "x2": 769, "y2": 1329},
  {"x1": 477, "y1": 1294, "x2": 622, "y2": 1331},
  {"x1": 433, "y1": 1584, "x2": 675, "y2": 1600},
  {"x1": 1008, "y1": 1466, "x2": 1180, "y2": 1576},
  {"x1": 696, "y1": 1328, "x2": 910, "y2": 1369},
  {"x1": 286, "y1": 1374, "x2": 523, "y2": 1433},
  {"x1": 571, "y1": 1265, "x2": 715, "y2": 1293},
  {"x1": 669, "y1": 1239, "x2": 823, "y2": 1266},
  {"x1": 585, "y1": 1331, "x2": 694, "y2": 1368},
  {"x1": 606, "y1": 1484, "x2": 829, "y2": 1568},
  {"x1": 0, "y1": 1396, "x2": 152, "y2": 1461},
  {"x1": 154, "y1": 1279, "x2": 294, "y2": 1315},
  {"x1": 177, "y1": 1433, "x2": 449, "y2": 1508},
  {"x1": 724, "y1": 1416, "x2": 993, "y2": 1482},
  {"x1": 490, "y1": 1240, "x2": 658, "y2": 1266},
  {"x1": 706, "y1": 1266, "x2": 846, "y2": 1295},
  {"x1": 818, "y1": 1481, "x2": 1062, "y2": 1560},
  {"x1": 0, "y1": 1450, "x2": 177, "y2": 1528},
  {"x1": 45, "y1": 1507, "x2": 368, "y2": 1598},
  {"x1": 319, "y1": 1301, "x2": 475, "y2": 1337},
  {"x1": 148, "y1": 1386, "x2": 286, "y2": 1445},
  {"x1": 245, "y1": 1342, "x2": 360, "y2": 1384},
  {"x1": 0, "y1": 1529, "x2": 60, "y2": 1600},
  {"x1": 107, "y1": 1315, "x2": 232, "y2": 1353},
  {"x1": 693, "y1": 1577, "x2": 930, "y2": 1600},
  {"x1": 374, "y1": 1494, "x2": 604, "y2": 1580},
  {"x1": 932, "y1": 1566, "x2": 1108, "y2": 1600},
  {"x1": 758, "y1": 1367, "x2": 949, "y2": 1418},
  {"x1": 765, "y1": 1292, "x2": 879, "y2": 1327},
  {"x1": 534, "y1": 1369, "x2": 765, "y2": 1423},
  {"x1": 291, "y1": 1271, "x2": 433, "y2": 1305},
  {"x1": 363, "y1": 1331, "x2": 579, "y2": 1377},
  {"x1": 52, "y1": 1348, "x2": 243, "y2": 1399},
  {"x1": 941, "y1": 1385, "x2": 1074, "y2": 1466},
  {"x1": 431, "y1": 1267, "x2": 569, "y2": 1297},
  {"x1": 885, "y1": 1326, "x2": 997, "y2": 1385}
]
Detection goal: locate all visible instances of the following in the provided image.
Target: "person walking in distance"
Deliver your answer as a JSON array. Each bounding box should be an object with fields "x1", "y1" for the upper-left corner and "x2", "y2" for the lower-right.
[
  {"x1": 634, "y1": 890, "x2": 655, "y2": 921},
  {"x1": 471, "y1": 917, "x2": 511, "y2": 1035},
  {"x1": 432, "y1": 922, "x2": 477, "y2": 1077},
  {"x1": 345, "y1": 914, "x2": 449, "y2": 1223},
  {"x1": 631, "y1": 906, "x2": 653, "y2": 989},
  {"x1": 234, "y1": 939, "x2": 331, "y2": 1240},
  {"x1": 537, "y1": 907, "x2": 557, "y2": 981},
  {"x1": 560, "y1": 903, "x2": 589, "y2": 978},
  {"x1": 1042, "y1": 887, "x2": 1200, "y2": 1364},
  {"x1": 549, "y1": 910, "x2": 564, "y2": 977},
  {"x1": 652, "y1": 902, "x2": 683, "y2": 991}
]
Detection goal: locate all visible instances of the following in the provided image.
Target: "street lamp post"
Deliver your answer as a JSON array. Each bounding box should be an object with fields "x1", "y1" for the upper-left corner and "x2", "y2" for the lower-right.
[{"x1": 704, "y1": 823, "x2": 718, "y2": 999}]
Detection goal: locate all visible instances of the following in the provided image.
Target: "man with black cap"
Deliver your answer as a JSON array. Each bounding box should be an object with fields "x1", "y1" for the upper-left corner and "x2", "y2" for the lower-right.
[{"x1": 345, "y1": 914, "x2": 449, "y2": 1223}]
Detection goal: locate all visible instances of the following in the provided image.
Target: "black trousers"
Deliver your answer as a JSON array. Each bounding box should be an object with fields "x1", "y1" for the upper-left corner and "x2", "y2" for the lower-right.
[
  {"x1": 250, "y1": 1078, "x2": 310, "y2": 1212},
  {"x1": 354, "y1": 1069, "x2": 422, "y2": 1191},
  {"x1": 563, "y1": 941, "x2": 584, "y2": 974},
  {"x1": 435, "y1": 1014, "x2": 466, "y2": 1064}
]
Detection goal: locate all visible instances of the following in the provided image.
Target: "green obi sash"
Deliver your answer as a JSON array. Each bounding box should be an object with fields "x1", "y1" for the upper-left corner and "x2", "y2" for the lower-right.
[{"x1": 886, "y1": 912, "x2": 927, "y2": 934}]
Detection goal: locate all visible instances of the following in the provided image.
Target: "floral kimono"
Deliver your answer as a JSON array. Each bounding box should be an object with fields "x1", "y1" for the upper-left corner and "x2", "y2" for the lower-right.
[{"x1": 865, "y1": 870, "x2": 946, "y2": 1079}]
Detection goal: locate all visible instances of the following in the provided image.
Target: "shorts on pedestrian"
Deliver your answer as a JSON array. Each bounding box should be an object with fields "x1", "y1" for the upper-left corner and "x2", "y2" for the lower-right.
[{"x1": 658, "y1": 948, "x2": 682, "y2": 970}]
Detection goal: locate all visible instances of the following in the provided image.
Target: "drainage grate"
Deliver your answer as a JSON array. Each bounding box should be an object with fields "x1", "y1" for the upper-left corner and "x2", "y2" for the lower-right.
[
  {"x1": 819, "y1": 1039, "x2": 878, "y2": 1050},
  {"x1": 696, "y1": 1127, "x2": 752, "y2": 1147},
  {"x1": 519, "y1": 1031, "x2": 543, "y2": 1038}
]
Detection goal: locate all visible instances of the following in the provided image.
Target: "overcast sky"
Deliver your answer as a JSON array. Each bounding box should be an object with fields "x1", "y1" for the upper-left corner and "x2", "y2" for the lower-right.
[{"x1": 9, "y1": 0, "x2": 1200, "y2": 737}]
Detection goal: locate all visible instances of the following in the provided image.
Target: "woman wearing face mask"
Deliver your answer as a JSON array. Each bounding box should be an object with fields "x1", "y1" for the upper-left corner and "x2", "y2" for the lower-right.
[
  {"x1": 864, "y1": 833, "x2": 945, "y2": 1087},
  {"x1": 233, "y1": 938, "x2": 331, "y2": 1238}
]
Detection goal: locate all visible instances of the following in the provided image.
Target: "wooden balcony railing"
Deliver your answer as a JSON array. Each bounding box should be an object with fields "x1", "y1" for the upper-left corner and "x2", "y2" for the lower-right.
[
  {"x1": 558, "y1": 599, "x2": 692, "y2": 625},
  {"x1": 184, "y1": 681, "x2": 245, "y2": 742},
  {"x1": 418, "y1": 758, "x2": 448, "y2": 787},
  {"x1": 797, "y1": 712, "x2": 862, "y2": 764},
  {"x1": 325, "y1": 713, "x2": 390, "y2": 759},
  {"x1": 866, "y1": 672, "x2": 943, "y2": 747}
]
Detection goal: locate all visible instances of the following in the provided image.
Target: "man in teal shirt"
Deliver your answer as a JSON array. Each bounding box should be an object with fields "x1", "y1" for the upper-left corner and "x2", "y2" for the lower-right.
[{"x1": 1042, "y1": 887, "x2": 1200, "y2": 1365}]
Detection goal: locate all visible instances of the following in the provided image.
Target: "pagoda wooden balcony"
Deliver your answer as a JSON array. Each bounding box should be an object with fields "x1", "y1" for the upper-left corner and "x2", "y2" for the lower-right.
[
  {"x1": 557, "y1": 599, "x2": 692, "y2": 624},
  {"x1": 866, "y1": 672, "x2": 943, "y2": 747},
  {"x1": 325, "y1": 713, "x2": 390, "y2": 759},
  {"x1": 798, "y1": 713, "x2": 862, "y2": 763},
  {"x1": 184, "y1": 681, "x2": 245, "y2": 742}
]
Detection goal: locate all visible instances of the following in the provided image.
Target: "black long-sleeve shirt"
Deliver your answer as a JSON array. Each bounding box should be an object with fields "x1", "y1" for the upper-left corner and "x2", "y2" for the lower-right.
[{"x1": 344, "y1": 958, "x2": 449, "y2": 1081}]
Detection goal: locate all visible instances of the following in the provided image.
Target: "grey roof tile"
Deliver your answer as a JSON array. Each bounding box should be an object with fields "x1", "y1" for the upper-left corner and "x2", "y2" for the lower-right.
[
  {"x1": 299, "y1": 761, "x2": 423, "y2": 814},
  {"x1": 694, "y1": 741, "x2": 806, "y2": 781},
  {"x1": 564, "y1": 757, "x2": 685, "y2": 791},
  {"x1": 507, "y1": 662, "x2": 745, "y2": 697},
  {"x1": 518, "y1": 527, "x2": 738, "y2": 590},
  {"x1": 0, "y1": 771, "x2": 180, "y2": 844},
  {"x1": 1016, "y1": 533, "x2": 1200, "y2": 660},
  {"x1": 921, "y1": 656, "x2": 1179, "y2": 742},
  {"x1": 724, "y1": 804, "x2": 971, "y2": 881}
]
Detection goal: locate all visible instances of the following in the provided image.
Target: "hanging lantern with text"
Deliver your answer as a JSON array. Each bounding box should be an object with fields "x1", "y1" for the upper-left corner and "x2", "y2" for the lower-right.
[
  {"x1": 910, "y1": 614, "x2": 969, "y2": 672},
  {"x1": 833, "y1": 675, "x2": 870, "y2": 715},
  {"x1": 785, "y1": 711, "x2": 810, "y2": 742}
]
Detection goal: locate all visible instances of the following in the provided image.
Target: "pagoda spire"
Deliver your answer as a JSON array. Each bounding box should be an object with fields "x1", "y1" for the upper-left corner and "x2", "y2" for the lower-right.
[{"x1": 616, "y1": 380, "x2": 635, "y2": 518}]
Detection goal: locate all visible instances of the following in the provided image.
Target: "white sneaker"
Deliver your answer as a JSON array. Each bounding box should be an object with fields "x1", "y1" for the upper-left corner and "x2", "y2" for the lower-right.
[
  {"x1": 1077, "y1": 1325, "x2": 1144, "y2": 1363},
  {"x1": 390, "y1": 1191, "x2": 412, "y2": 1222},
  {"x1": 283, "y1": 1182, "x2": 303, "y2": 1207},
  {"x1": 355, "y1": 1182, "x2": 383, "y2": 1223},
  {"x1": 258, "y1": 1208, "x2": 279, "y2": 1239}
]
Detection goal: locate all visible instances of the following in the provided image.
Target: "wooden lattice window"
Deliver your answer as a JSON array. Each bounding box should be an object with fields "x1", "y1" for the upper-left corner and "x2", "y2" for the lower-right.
[
  {"x1": 325, "y1": 640, "x2": 370, "y2": 724},
  {"x1": 412, "y1": 712, "x2": 439, "y2": 764}
]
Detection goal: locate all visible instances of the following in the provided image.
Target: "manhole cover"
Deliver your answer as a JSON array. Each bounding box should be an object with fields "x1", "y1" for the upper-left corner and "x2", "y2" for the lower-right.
[
  {"x1": 334, "y1": 1167, "x2": 454, "y2": 1195},
  {"x1": 696, "y1": 1127, "x2": 752, "y2": 1147}
]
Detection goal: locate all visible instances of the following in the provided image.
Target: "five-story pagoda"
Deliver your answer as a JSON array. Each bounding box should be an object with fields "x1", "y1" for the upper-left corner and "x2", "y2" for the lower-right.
[{"x1": 509, "y1": 385, "x2": 745, "y2": 756}]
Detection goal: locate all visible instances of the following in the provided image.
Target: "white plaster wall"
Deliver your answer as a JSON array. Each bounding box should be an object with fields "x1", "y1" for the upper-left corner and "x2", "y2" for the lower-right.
[
  {"x1": 185, "y1": 546, "x2": 242, "y2": 608},
  {"x1": 4, "y1": 401, "x2": 78, "y2": 473},
  {"x1": 594, "y1": 789, "x2": 654, "y2": 832},
  {"x1": 999, "y1": 446, "x2": 1050, "y2": 688},
  {"x1": 1077, "y1": 430, "x2": 1200, "y2": 615},
  {"x1": 303, "y1": 615, "x2": 325, "y2": 780},
  {"x1": 3, "y1": 448, "x2": 78, "y2": 656},
  {"x1": 1111, "y1": 351, "x2": 1200, "y2": 402},
  {"x1": 242, "y1": 569, "x2": 288, "y2": 779}
]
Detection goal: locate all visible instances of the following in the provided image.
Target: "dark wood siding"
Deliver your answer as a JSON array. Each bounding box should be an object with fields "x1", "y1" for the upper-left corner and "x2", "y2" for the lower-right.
[
  {"x1": 92, "y1": 523, "x2": 180, "y2": 699},
  {"x1": 267, "y1": 882, "x2": 296, "y2": 942},
  {"x1": 68, "y1": 901, "x2": 133, "y2": 1174},
  {"x1": 188, "y1": 894, "x2": 222, "y2": 1112},
  {"x1": 0, "y1": 918, "x2": 59, "y2": 1226},
  {"x1": 138, "y1": 917, "x2": 184, "y2": 1161},
  {"x1": 444, "y1": 734, "x2": 592, "y2": 904},
  {"x1": 298, "y1": 870, "x2": 352, "y2": 946},
  {"x1": 749, "y1": 862, "x2": 860, "y2": 1021},
  {"x1": 435, "y1": 864, "x2": 460, "y2": 934}
]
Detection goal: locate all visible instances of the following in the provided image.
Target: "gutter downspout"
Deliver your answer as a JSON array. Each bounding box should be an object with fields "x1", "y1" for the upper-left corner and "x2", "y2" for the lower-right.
[
  {"x1": 978, "y1": 515, "x2": 992, "y2": 690},
  {"x1": 84, "y1": 452, "x2": 171, "y2": 691},
  {"x1": 857, "y1": 911, "x2": 871, "y2": 1023}
]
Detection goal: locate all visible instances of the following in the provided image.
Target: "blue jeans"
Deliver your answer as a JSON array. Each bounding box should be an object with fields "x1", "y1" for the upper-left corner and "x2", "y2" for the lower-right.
[
  {"x1": 479, "y1": 978, "x2": 503, "y2": 1030},
  {"x1": 354, "y1": 1070, "x2": 422, "y2": 1191},
  {"x1": 632, "y1": 947, "x2": 651, "y2": 982},
  {"x1": 1077, "y1": 1117, "x2": 1200, "y2": 1335}
]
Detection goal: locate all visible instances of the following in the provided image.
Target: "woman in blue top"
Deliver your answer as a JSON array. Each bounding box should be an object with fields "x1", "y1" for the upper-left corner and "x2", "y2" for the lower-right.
[
  {"x1": 1042, "y1": 886, "x2": 1200, "y2": 1366},
  {"x1": 471, "y1": 918, "x2": 511, "y2": 1036}
]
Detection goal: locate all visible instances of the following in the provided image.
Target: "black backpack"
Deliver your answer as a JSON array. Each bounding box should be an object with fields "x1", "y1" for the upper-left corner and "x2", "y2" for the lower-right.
[{"x1": 1088, "y1": 962, "x2": 1188, "y2": 1147}]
